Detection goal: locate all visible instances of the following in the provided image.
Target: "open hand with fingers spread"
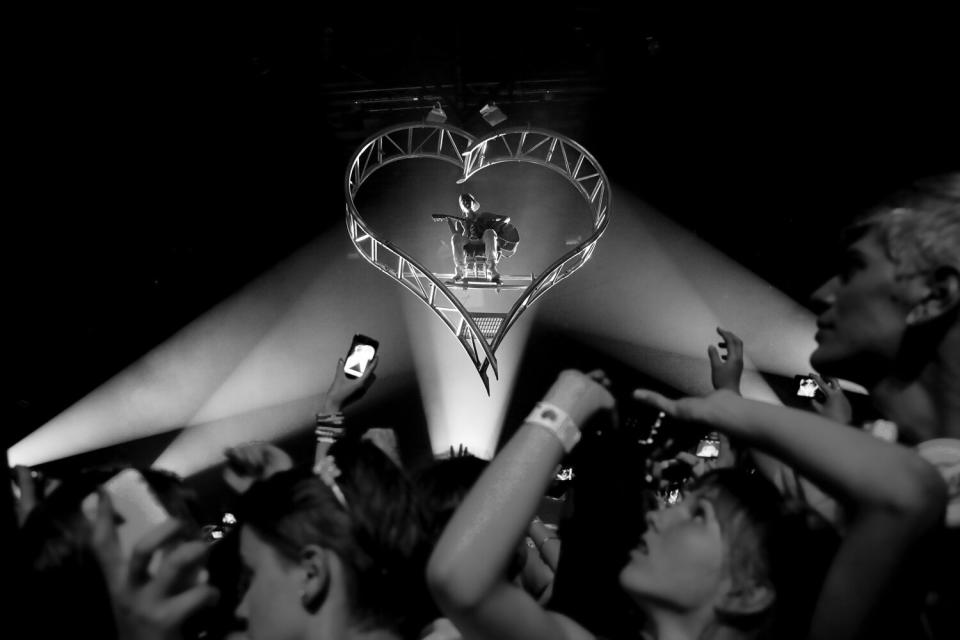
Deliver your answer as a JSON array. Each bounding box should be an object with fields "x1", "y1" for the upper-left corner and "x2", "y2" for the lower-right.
[{"x1": 707, "y1": 327, "x2": 744, "y2": 394}]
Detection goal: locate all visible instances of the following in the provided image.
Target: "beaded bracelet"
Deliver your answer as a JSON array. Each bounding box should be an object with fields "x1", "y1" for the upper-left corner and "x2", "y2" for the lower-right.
[{"x1": 315, "y1": 412, "x2": 345, "y2": 444}]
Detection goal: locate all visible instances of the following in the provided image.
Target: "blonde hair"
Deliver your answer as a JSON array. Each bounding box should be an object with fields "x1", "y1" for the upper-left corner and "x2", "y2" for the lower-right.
[{"x1": 849, "y1": 173, "x2": 960, "y2": 278}]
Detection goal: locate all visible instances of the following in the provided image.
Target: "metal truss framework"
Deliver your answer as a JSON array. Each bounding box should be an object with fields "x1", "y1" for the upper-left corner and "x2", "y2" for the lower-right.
[{"x1": 345, "y1": 123, "x2": 610, "y2": 392}]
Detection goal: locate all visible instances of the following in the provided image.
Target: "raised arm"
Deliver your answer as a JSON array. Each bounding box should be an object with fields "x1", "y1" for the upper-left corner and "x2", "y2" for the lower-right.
[
  {"x1": 314, "y1": 353, "x2": 379, "y2": 462},
  {"x1": 427, "y1": 370, "x2": 612, "y2": 640},
  {"x1": 220, "y1": 353, "x2": 381, "y2": 494},
  {"x1": 708, "y1": 328, "x2": 839, "y2": 519},
  {"x1": 633, "y1": 388, "x2": 947, "y2": 640}
]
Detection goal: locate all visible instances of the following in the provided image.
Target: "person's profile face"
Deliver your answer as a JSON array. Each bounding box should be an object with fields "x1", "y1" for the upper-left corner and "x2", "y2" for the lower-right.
[
  {"x1": 460, "y1": 196, "x2": 478, "y2": 217},
  {"x1": 810, "y1": 229, "x2": 916, "y2": 384},
  {"x1": 235, "y1": 527, "x2": 310, "y2": 640}
]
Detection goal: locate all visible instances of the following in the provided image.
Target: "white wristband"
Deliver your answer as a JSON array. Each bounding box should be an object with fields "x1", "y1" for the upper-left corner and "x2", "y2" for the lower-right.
[{"x1": 525, "y1": 402, "x2": 581, "y2": 453}]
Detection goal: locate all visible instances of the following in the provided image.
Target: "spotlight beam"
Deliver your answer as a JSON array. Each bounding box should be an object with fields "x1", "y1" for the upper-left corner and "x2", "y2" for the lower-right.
[{"x1": 538, "y1": 187, "x2": 843, "y2": 402}]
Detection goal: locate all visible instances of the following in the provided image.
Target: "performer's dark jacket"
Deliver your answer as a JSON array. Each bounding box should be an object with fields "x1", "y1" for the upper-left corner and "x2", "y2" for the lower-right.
[{"x1": 449, "y1": 212, "x2": 513, "y2": 241}]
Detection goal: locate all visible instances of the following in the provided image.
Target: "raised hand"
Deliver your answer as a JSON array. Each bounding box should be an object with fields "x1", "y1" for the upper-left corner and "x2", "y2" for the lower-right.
[
  {"x1": 13, "y1": 465, "x2": 41, "y2": 525},
  {"x1": 651, "y1": 451, "x2": 706, "y2": 486},
  {"x1": 222, "y1": 441, "x2": 294, "y2": 494},
  {"x1": 320, "y1": 355, "x2": 379, "y2": 415},
  {"x1": 809, "y1": 372, "x2": 854, "y2": 424},
  {"x1": 90, "y1": 490, "x2": 218, "y2": 640},
  {"x1": 707, "y1": 327, "x2": 743, "y2": 393},
  {"x1": 541, "y1": 369, "x2": 616, "y2": 428},
  {"x1": 361, "y1": 428, "x2": 402, "y2": 467}
]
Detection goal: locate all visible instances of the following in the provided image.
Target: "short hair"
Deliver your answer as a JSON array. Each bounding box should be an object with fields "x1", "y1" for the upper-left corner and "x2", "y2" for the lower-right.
[
  {"x1": 413, "y1": 454, "x2": 488, "y2": 541},
  {"x1": 846, "y1": 172, "x2": 960, "y2": 278},
  {"x1": 459, "y1": 193, "x2": 480, "y2": 213},
  {"x1": 237, "y1": 439, "x2": 432, "y2": 637},
  {"x1": 690, "y1": 469, "x2": 839, "y2": 640}
]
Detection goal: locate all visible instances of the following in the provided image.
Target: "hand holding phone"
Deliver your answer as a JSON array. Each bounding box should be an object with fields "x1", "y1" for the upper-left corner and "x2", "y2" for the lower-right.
[
  {"x1": 321, "y1": 335, "x2": 380, "y2": 414},
  {"x1": 805, "y1": 372, "x2": 854, "y2": 424}
]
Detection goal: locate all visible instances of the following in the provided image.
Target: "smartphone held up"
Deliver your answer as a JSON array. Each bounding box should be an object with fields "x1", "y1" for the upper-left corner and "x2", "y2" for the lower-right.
[{"x1": 344, "y1": 334, "x2": 379, "y2": 379}]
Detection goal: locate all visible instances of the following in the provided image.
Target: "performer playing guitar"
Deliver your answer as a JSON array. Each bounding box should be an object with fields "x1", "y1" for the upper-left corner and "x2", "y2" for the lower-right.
[{"x1": 432, "y1": 193, "x2": 519, "y2": 283}]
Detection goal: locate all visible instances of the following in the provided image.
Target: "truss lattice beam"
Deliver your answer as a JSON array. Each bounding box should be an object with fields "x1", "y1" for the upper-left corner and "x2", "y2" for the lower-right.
[{"x1": 344, "y1": 123, "x2": 610, "y2": 391}]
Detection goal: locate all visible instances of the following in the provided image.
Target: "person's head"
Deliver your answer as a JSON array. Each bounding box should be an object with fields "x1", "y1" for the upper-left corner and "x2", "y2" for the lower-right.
[
  {"x1": 619, "y1": 469, "x2": 837, "y2": 639},
  {"x1": 413, "y1": 453, "x2": 488, "y2": 542},
  {"x1": 810, "y1": 172, "x2": 960, "y2": 387},
  {"x1": 459, "y1": 193, "x2": 480, "y2": 217},
  {"x1": 235, "y1": 439, "x2": 432, "y2": 640}
]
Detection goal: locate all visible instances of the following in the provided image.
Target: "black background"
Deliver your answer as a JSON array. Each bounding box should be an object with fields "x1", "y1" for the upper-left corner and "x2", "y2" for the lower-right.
[{"x1": 7, "y1": 6, "x2": 959, "y2": 451}]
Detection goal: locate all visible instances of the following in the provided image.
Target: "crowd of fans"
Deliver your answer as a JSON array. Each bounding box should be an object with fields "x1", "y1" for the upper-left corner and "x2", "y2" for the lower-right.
[{"x1": 9, "y1": 173, "x2": 959, "y2": 639}]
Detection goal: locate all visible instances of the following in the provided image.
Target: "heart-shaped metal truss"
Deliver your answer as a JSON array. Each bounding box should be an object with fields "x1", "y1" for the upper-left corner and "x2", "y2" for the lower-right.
[{"x1": 345, "y1": 123, "x2": 610, "y2": 393}]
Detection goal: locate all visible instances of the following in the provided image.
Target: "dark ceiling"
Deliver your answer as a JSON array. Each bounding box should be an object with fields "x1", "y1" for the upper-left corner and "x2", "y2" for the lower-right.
[{"x1": 7, "y1": 6, "x2": 959, "y2": 449}]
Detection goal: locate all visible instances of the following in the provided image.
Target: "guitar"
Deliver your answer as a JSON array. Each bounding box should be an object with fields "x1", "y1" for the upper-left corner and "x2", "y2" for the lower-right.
[{"x1": 431, "y1": 213, "x2": 519, "y2": 255}]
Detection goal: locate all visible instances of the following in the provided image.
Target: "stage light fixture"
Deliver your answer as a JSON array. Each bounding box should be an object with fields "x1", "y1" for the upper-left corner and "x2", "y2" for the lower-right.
[
  {"x1": 426, "y1": 102, "x2": 447, "y2": 124},
  {"x1": 480, "y1": 102, "x2": 507, "y2": 126}
]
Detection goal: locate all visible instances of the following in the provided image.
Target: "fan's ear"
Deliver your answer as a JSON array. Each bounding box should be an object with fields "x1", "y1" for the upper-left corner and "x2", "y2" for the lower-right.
[
  {"x1": 299, "y1": 545, "x2": 332, "y2": 613},
  {"x1": 906, "y1": 266, "x2": 960, "y2": 326},
  {"x1": 716, "y1": 580, "x2": 775, "y2": 617}
]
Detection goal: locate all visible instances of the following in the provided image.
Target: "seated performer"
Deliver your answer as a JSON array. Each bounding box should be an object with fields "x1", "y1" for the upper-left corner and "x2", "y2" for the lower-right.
[{"x1": 433, "y1": 193, "x2": 518, "y2": 283}]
